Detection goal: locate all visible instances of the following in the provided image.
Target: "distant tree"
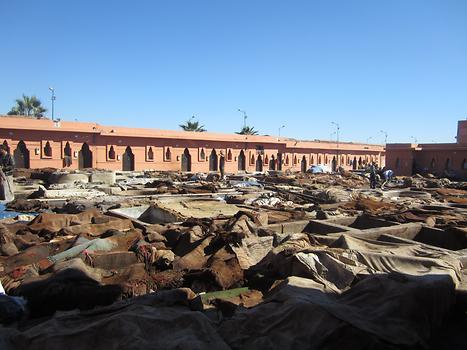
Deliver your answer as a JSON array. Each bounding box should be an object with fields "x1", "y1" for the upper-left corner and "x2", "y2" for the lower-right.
[
  {"x1": 236, "y1": 126, "x2": 259, "y2": 135},
  {"x1": 7, "y1": 94, "x2": 47, "y2": 118},
  {"x1": 179, "y1": 118, "x2": 206, "y2": 132}
]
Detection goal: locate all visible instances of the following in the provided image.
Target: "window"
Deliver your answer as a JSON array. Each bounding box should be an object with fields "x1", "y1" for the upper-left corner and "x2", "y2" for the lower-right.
[
  {"x1": 285, "y1": 154, "x2": 290, "y2": 165},
  {"x1": 293, "y1": 155, "x2": 297, "y2": 165},
  {"x1": 164, "y1": 147, "x2": 172, "y2": 161},
  {"x1": 264, "y1": 155, "x2": 269, "y2": 165},
  {"x1": 147, "y1": 147, "x2": 154, "y2": 161},
  {"x1": 43, "y1": 141, "x2": 52, "y2": 157},
  {"x1": 199, "y1": 148, "x2": 206, "y2": 161},
  {"x1": 227, "y1": 149, "x2": 232, "y2": 161},
  {"x1": 64, "y1": 142, "x2": 72, "y2": 157},
  {"x1": 250, "y1": 154, "x2": 255, "y2": 165},
  {"x1": 108, "y1": 146, "x2": 116, "y2": 160}
]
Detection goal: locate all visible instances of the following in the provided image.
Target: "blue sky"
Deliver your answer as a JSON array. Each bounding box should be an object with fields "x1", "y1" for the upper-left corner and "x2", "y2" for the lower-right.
[{"x1": 1, "y1": 0, "x2": 466, "y2": 143}]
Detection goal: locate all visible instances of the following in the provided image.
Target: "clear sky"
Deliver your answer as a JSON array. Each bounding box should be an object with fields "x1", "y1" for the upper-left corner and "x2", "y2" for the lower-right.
[{"x1": 1, "y1": 0, "x2": 466, "y2": 144}]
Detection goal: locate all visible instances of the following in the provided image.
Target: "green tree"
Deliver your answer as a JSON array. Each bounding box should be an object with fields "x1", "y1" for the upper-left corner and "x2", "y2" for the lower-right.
[
  {"x1": 236, "y1": 126, "x2": 259, "y2": 135},
  {"x1": 7, "y1": 94, "x2": 47, "y2": 118},
  {"x1": 179, "y1": 118, "x2": 206, "y2": 132}
]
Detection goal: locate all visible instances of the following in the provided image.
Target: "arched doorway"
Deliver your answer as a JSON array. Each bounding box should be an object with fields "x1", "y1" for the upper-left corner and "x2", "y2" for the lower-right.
[
  {"x1": 332, "y1": 156, "x2": 337, "y2": 172},
  {"x1": 79, "y1": 143, "x2": 93, "y2": 169},
  {"x1": 238, "y1": 150, "x2": 246, "y2": 171},
  {"x1": 181, "y1": 148, "x2": 192, "y2": 172},
  {"x1": 122, "y1": 146, "x2": 135, "y2": 171},
  {"x1": 277, "y1": 153, "x2": 283, "y2": 171},
  {"x1": 353, "y1": 157, "x2": 357, "y2": 170},
  {"x1": 269, "y1": 155, "x2": 276, "y2": 171},
  {"x1": 358, "y1": 157, "x2": 363, "y2": 169},
  {"x1": 301, "y1": 156, "x2": 307, "y2": 173},
  {"x1": 63, "y1": 142, "x2": 72, "y2": 167},
  {"x1": 13, "y1": 140, "x2": 30, "y2": 169},
  {"x1": 256, "y1": 155, "x2": 263, "y2": 172},
  {"x1": 209, "y1": 149, "x2": 218, "y2": 171}
]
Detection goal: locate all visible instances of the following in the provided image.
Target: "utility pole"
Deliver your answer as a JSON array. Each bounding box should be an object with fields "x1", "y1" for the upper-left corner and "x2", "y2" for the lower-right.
[
  {"x1": 278, "y1": 125, "x2": 285, "y2": 139},
  {"x1": 380, "y1": 130, "x2": 388, "y2": 144},
  {"x1": 49, "y1": 87, "x2": 56, "y2": 121},
  {"x1": 331, "y1": 122, "x2": 340, "y2": 168},
  {"x1": 238, "y1": 109, "x2": 247, "y2": 129}
]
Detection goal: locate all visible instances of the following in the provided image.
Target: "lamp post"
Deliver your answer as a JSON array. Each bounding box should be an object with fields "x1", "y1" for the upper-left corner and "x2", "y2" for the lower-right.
[
  {"x1": 49, "y1": 87, "x2": 56, "y2": 121},
  {"x1": 278, "y1": 125, "x2": 285, "y2": 139},
  {"x1": 380, "y1": 130, "x2": 388, "y2": 144},
  {"x1": 238, "y1": 109, "x2": 247, "y2": 129},
  {"x1": 331, "y1": 122, "x2": 340, "y2": 166}
]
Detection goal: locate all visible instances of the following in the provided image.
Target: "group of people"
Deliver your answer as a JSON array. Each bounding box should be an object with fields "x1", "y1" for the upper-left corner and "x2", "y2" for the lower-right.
[{"x1": 368, "y1": 162, "x2": 394, "y2": 189}]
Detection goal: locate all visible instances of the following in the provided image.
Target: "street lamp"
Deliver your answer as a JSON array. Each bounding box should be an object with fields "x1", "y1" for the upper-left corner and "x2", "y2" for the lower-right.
[
  {"x1": 278, "y1": 125, "x2": 285, "y2": 139},
  {"x1": 331, "y1": 122, "x2": 340, "y2": 165},
  {"x1": 238, "y1": 109, "x2": 247, "y2": 129},
  {"x1": 380, "y1": 130, "x2": 388, "y2": 144},
  {"x1": 49, "y1": 87, "x2": 56, "y2": 121}
]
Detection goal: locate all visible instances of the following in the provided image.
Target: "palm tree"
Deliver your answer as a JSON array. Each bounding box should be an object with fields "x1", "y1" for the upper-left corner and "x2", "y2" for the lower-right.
[
  {"x1": 236, "y1": 126, "x2": 259, "y2": 135},
  {"x1": 179, "y1": 118, "x2": 206, "y2": 132},
  {"x1": 7, "y1": 94, "x2": 47, "y2": 118}
]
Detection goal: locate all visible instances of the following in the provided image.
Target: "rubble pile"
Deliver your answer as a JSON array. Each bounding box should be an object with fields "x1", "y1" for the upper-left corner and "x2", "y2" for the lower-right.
[{"x1": 0, "y1": 169, "x2": 466, "y2": 349}]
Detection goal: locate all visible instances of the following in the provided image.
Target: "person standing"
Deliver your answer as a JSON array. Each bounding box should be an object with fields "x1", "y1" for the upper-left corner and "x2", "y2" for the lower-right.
[
  {"x1": 369, "y1": 162, "x2": 377, "y2": 189},
  {"x1": 219, "y1": 151, "x2": 225, "y2": 180},
  {"x1": 0, "y1": 145, "x2": 15, "y2": 202}
]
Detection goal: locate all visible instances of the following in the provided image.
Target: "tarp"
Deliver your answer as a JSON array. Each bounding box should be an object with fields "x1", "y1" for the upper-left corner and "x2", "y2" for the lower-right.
[
  {"x1": 0, "y1": 273, "x2": 455, "y2": 349},
  {"x1": 219, "y1": 273, "x2": 456, "y2": 349}
]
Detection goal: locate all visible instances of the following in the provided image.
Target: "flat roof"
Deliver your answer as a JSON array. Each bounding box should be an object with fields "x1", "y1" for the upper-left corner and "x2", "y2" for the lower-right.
[{"x1": 0, "y1": 115, "x2": 384, "y2": 151}]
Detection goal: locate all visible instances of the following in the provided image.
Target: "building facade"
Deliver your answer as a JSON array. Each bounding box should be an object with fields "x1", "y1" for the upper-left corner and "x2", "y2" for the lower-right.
[
  {"x1": 386, "y1": 120, "x2": 467, "y2": 178},
  {"x1": 0, "y1": 116, "x2": 385, "y2": 173}
]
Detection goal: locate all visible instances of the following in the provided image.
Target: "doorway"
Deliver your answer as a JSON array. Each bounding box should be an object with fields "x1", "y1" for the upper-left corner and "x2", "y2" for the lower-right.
[
  {"x1": 13, "y1": 140, "x2": 30, "y2": 169},
  {"x1": 181, "y1": 148, "x2": 192, "y2": 172},
  {"x1": 122, "y1": 146, "x2": 135, "y2": 171}
]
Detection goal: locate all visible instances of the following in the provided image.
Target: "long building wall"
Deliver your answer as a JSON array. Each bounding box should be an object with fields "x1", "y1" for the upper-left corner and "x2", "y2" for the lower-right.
[
  {"x1": 386, "y1": 120, "x2": 467, "y2": 178},
  {"x1": 0, "y1": 116, "x2": 385, "y2": 173}
]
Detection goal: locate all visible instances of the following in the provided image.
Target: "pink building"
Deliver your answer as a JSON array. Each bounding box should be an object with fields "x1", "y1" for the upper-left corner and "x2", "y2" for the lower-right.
[
  {"x1": 386, "y1": 120, "x2": 467, "y2": 178},
  {"x1": 0, "y1": 116, "x2": 385, "y2": 173}
]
